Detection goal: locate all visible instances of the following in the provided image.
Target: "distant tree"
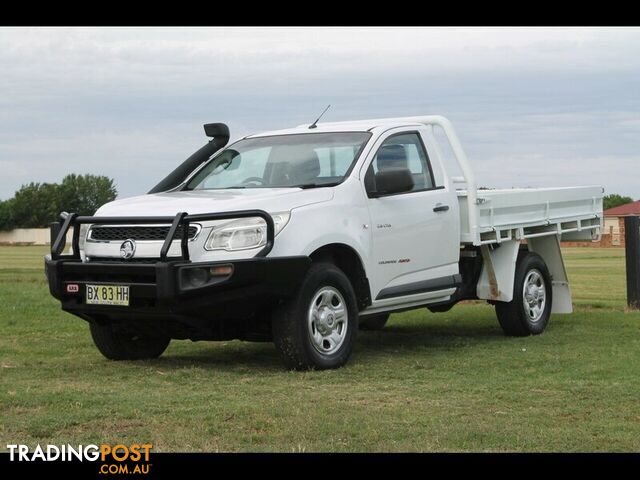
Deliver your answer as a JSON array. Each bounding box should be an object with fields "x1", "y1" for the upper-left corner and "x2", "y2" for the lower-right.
[
  {"x1": 603, "y1": 194, "x2": 633, "y2": 211},
  {"x1": 2, "y1": 174, "x2": 118, "y2": 229},
  {"x1": 57, "y1": 174, "x2": 117, "y2": 216},
  {"x1": 11, "y1": 182, "x2": 61, "y2": 228},
  {"x1": 0, "y1": 199, "x2": 15, "y2": 231}
]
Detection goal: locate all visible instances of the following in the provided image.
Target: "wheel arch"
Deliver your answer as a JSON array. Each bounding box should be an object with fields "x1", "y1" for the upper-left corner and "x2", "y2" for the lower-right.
[{"x1": 309, "y1": 243, "x2": 372, "y2": 310}]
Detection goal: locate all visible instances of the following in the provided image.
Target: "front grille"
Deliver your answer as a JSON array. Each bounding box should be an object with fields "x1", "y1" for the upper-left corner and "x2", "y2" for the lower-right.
[{"x1": 89, "y1": 225, "x2": 199, "y2": 242}]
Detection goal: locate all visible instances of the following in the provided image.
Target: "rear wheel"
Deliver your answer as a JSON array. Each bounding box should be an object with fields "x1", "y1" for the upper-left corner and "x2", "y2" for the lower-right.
[
  {"x1": 359, "y1": 313, "x2": 390, "y2": 331},
  {"x1": 495, "y1": 251, "x2": 552, "y2": 336},
  {"x1": 272, "y1": 262, "x2": 358, "y2": 370},
  {"x1": 89, "y1": 322, "x2": 170, "y2": 360}
]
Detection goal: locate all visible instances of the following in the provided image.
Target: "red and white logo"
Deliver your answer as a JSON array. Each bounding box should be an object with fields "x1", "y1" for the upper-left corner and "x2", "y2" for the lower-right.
[{"x1": 66, "y1": 284, "x2": 79, "y2": 293}]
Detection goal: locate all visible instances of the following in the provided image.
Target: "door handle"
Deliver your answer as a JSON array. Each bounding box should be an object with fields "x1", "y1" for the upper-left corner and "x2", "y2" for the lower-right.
[{"x1": 433, "y1": 203, "x2": 449, "y2": 212}]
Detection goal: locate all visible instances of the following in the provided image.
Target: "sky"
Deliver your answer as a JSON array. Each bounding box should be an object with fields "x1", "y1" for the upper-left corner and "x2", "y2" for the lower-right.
[{"x1": 0, "y1": 27, "x2": 639, "y2": 200}]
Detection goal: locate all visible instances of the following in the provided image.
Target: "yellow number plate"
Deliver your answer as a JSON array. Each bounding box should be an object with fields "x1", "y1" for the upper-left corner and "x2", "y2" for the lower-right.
[{"x1": 86, "y1": 285, "x2": 130, "y2": 306}]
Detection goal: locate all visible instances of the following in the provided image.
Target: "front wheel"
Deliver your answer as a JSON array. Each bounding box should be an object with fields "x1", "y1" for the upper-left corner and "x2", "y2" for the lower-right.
[
  {"x1": 495, "y1": 251, "x2": 553, "y2": 336},
  {"x1": 272, "y1": 262, "x2": 358, "y2": 370},
  {"x1": 89, "y1": 322, "x2": 170, "y2": 360}
]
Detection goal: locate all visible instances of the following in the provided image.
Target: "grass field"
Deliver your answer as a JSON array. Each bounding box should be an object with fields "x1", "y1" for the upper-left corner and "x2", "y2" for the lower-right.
[{"x1": 0, "y1": 246, "x2": 639, "y2": 452}]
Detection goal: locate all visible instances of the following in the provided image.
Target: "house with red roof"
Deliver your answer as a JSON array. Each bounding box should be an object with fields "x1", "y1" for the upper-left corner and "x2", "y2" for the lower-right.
[
  {"x1": 602, "y1": 201, "x2": 640, "y2": 247},
  {"x1": 562, "y1": 200, "x2": 640, "y2": 247},
  {"x1": 603, "y1": 200, "x2": 640, "y2": 217}
]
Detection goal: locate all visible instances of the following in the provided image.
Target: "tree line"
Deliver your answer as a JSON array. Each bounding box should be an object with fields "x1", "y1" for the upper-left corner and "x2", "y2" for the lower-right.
[
  {"x1": 0, "y1": 174, "x2": 117, "y2": 230},
  {"x1": 603, "y1": 194, "x2": 634, "y2": 211}
]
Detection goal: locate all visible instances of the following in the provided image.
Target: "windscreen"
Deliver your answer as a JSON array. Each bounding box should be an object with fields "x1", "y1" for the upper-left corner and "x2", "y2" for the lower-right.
[{"x1": 185, "y1": 132, "x2": 371, "y2": 190}]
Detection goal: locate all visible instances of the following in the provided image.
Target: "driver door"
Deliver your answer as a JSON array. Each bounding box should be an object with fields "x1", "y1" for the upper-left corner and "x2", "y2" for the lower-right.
[{"x1": 363, "y1": 129, "x2": 460, "y2": 306}]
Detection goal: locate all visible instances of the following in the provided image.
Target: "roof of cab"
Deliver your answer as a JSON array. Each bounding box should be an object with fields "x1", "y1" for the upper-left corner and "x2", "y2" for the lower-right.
[{"x1": 245, "y1": 117, "x2": 427, "y2": 138}]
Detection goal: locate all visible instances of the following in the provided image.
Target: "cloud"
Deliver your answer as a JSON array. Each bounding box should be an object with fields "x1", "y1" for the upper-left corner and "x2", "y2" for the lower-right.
[{"x1": 0, "y1": 27, "x2": 639, "y2": 200}]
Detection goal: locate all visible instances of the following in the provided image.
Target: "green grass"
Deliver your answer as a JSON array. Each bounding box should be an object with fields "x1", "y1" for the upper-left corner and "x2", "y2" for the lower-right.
[{"x1": 1, "y1": 245, "x2": 639, "y2": 452}]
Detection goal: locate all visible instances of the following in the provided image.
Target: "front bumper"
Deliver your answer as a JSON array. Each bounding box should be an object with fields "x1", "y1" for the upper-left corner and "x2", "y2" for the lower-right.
[
  {"x1": 46, "y1": 209, "x2": 310, "y2": 325},
  {"x1": 45, "y1": 255, "x2": 310, "y2": 320}
]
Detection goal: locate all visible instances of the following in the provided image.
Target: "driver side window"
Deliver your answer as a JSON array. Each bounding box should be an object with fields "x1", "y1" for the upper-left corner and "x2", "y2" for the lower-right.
[{"x1": 364, "y1": 132, "x2": 435, "y2": 194}]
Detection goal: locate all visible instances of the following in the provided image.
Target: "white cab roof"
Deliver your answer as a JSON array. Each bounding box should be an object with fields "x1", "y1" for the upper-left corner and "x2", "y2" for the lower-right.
[{"x1": 246, "y1": 117, "x2": 428, "y2": 138}]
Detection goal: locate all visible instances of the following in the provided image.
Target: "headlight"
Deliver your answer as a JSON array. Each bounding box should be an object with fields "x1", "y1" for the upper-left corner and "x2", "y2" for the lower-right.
[
  {"x1": 204, "y1": 212, "x2": 290, "y2": 251},
  {"x1": 78, "y1": 224, "x2": 89, "y2": 252}
]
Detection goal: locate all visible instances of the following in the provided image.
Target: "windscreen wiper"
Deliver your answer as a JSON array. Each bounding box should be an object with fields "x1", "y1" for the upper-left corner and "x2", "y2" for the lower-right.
[{"x1": 296, "y1": 182, "x2": 340, "y2": 189}]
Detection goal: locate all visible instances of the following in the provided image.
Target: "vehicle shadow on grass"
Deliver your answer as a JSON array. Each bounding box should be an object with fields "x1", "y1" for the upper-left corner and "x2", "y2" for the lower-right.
[
  {"x1": 355, "y1": 321, "x2": 506, "y2": 359},
  {"x1": 148, "y1": 321, "x2": 506, "y2": 371},
  {"x1": 149, "y1": 342, "x2": 285, "y2": 371}
]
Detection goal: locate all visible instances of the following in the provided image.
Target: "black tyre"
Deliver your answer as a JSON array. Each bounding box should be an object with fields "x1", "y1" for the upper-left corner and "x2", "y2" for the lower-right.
[
  {"x1": 272, "y1": 262, "x2": 358, "y2": 370},
  {"x1": 359, "y1": 313, "x2": 390, "y2": 331},
  {"x1": 89, "y1": 322, "x2": 170, "y2": 360},
  {"x1": 495, "y1": 251, "x2": 552, "y2": 336}
]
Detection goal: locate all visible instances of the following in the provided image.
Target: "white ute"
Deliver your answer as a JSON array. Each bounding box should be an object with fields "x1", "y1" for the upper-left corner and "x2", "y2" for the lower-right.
[{"x1": 45, "y1": 116, "x2": 603, "y2": 370}]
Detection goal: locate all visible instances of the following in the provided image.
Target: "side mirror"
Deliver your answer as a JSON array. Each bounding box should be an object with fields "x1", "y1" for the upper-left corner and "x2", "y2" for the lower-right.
[
  {"x1": 214, "y1": 150, "x2": 241, "y2": 171},
  {"x1": 370, "y1": 168, "x2": 414, "y2": 197}
]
